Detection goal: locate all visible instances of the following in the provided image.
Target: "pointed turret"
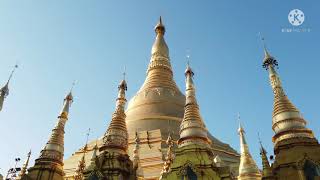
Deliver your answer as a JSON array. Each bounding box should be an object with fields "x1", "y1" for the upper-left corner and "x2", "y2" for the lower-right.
[
  {"x1": 238, "y1": 123, "x2": 261, "y2": 180},
  {"x1": 27, "y1": 89, "x2": 74, "y2": 180},
  {"x1": 160, "y1": 64, "x2": 234, "y2": 180},
  {"x1": 42, "y1": 91, "x2": 73, "y2": 158},
  {"x1": 259, "y1": 141, "x2": 273, "y2": 179},
  {"x1": 0, "y1": 65, "x2": 18, "y2": 111},
  {"x1": 262, "y1": 45, "x2": 315, "y2": 145},
  {"x1": 16, "y1": 150, "x2": 31, "y2": 180},
  {"x1": 121, "y1": 17, "x2": 185, "y2": 178},
  {"x1": 100, "y1": 78, "x2": 129, "y2": 153},
  {"x1": 85, "y1": 77, "x2": 135, "y2": 179},
  {"x1": 178, "y1": 64, "x2": 209, "y2": 147}
]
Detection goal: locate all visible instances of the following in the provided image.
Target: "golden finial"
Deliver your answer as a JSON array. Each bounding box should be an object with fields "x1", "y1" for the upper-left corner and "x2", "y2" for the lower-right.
[
  {"x1": 258, "y1": 132, "x2": 263, "y2": 145},
  {"x1": 184, "y1": 53, "x2": 194, "y2": 77},
  {"x1": 258, "y1": 132, "x2": 268, "y2": 155},
  {"x1": 259, "y1": 33, "x2": 278, "y2": 69},
  {"x1": 70, "y1": 80, "x2": 77, "y2": 93},
  {"x1": 155, "y1": 16, "x2": 165, "y2": 35},
  {"x1": 258, "y1": 32, "x2": 268, "y2": 53},
  {"x1": 237, "y1": 112, "x2": 244, "y2": 134},
  {"x1": 118, "y1": 68, "x2": 127, "y2": 91},
  {"x1": 186, "y1": 49, "x2": 191, "y2": 67},
  {"x1": 7, "y1": 63, "x2": 18, "y2": 84},
  {"x1": 85, "y1": 128, "x2": 91, "y2": 150},
  {"x1": 123, "y1": 66, "x2": 126, "y2": 81},
  {"x1": 65, "y1": 81, "x2": 76, "y2": 103},
  {"x1": 60, "y1": 81, "x2": 75, "y2": 118},
  {"x1": 260, "y1": 33, "x2": 271, "y2": 59}
]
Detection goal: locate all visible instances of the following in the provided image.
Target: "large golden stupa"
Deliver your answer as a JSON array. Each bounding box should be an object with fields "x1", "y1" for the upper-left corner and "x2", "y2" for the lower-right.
[
  {"x1": 63, "y1": 17, "x2": 240, "y2": 179},
  {"x1": 4, "y1": 15, "x2": 320, "y2": 180}
]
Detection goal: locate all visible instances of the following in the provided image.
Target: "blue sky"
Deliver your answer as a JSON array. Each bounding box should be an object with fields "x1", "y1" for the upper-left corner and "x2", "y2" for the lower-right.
[{"x1": 0, "y1": 0, "x2": 319, "y2": 174}]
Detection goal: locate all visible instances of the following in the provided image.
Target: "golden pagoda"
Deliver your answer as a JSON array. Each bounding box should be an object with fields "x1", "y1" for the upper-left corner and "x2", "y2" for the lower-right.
[
  {"x1": 4, "y1": 16, "x2": 320, "y2": 180},
  {"x1": 25, "y1": 90, "x2": 74, "y2": 180},
  {"x1": 63, "y1": 16, "x2": 239, "y2": 180},
  {"x1": 237, "y1": 123, "x2": 261, "y2": 180},
  {"x1": 262, "y1": 44, "x2": 320, "y2": 179},
  {"x1": 83, "y1": 77, "x2": 136, "y2": 180},
  {"x1": 160, "y1": 64, "x2": 234, "y2": 180}
]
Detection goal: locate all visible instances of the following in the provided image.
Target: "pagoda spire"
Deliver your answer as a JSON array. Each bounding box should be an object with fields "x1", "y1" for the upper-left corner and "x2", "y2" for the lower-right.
[
  {"x1": 140, "y1": 16, "x2": 180, "y2": 92},
  {"x1": 42, "y1": 90, "x2": 73, "y2": 157},
  {"x1": 0, "y1": 64, "x2": 18, "y2": 111},
  {"x1": 16, "y1": 150, "x2": 31, "y2": 180},
  {"x1": 258, "y1": 136, "x2": 274, "y2": 179},
  {"x1": 178, "y1": 64, "x2": 209, "y2": 147},
  {"x1": 85, "y1": 77, "x2": 135, "y2": 179},
  {"x1": 160, "y1": 64, "x2": 233, "y2": 180},
  {"x1": 261, "y1": 38, "x2": 315, "y2": 145},
  {"x1": 27, "y1": 86, "x2": 74, "y2": 180},
  {"x1": 100, "y1": 77, "x2": 129, "y2": 153},
  {"x1": 151, "y1": 16, "x2": 168, "y2": 58},
  {"x1": 238, "y1": 121, "x2": 261, "y2": 180}
]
